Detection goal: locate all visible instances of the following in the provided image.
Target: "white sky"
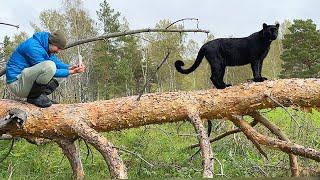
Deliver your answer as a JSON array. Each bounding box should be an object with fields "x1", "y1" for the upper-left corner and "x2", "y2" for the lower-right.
[{"x1": 0, "y1": 0, "x2": 319, "y2": 43}]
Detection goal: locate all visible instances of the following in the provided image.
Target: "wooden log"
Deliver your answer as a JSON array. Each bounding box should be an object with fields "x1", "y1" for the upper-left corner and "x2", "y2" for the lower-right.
[{"x1": 1, "y1": 78, "x2": 319, "y2": 139}]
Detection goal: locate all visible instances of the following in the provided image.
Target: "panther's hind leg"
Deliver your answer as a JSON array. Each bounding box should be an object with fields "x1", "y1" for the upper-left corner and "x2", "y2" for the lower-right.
[
  {"x1": 210, "y1": 64, "x2": 227, "y2": 89},
  {"x1": 218, "y1": 65, "x2": 232, "y2": 87}
]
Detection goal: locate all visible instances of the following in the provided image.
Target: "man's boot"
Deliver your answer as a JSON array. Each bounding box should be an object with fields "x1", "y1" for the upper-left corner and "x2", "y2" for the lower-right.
[
  {"x1": 27, "y1": 82, "x2": 52, "y2": 108},
  {"x1": 42, "y1": 79, "x2": 59, "y2": 95},
  {"x1": 43, "y1": 79, "x2": 59, "y2": 104}
]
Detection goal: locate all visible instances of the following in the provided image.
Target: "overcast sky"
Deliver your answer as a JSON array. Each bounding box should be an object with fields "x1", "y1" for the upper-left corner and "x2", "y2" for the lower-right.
[{"x1": 0, "y1": 0, "x2": 319, "y2": 44}]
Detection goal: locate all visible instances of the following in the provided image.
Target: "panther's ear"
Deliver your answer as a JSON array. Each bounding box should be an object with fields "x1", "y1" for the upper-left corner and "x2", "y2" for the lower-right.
[
  {"x1": 276, "y1": 23, "x2": 280, "y2": 28},
  {"x1": 263, "y1": 23, "x2": 267, "y2": 29}
]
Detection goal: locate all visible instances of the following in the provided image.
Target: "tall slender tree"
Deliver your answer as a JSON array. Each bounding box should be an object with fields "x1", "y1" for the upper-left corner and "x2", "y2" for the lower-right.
[{"x1": 92, "y1": 0, "x2": 143, "y2": 99}]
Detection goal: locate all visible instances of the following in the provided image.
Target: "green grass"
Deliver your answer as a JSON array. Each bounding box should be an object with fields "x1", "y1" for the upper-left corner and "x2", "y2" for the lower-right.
[{"x1": 0, "y1": 108, "x2": 319, "y2": 179}]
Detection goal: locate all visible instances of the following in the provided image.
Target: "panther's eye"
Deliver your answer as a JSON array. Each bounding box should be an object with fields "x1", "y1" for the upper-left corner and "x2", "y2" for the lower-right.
[{"x1": 270, "y1": 27, "x2": 277, "y2": 32}]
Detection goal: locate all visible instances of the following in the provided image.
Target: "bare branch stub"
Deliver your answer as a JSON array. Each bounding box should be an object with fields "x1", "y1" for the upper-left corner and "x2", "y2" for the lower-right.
[
  {"x1": 0, "y1": 108, "x2": 27, "y2": 133},
  {"x1": 0, "y1": 22, "x2": 19, "y2": 29}
]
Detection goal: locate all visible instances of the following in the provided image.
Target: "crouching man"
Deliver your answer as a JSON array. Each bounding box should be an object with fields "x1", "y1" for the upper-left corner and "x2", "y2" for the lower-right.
[{"x1": 5, "y1": 30, "x2": 85, "y2": 108}]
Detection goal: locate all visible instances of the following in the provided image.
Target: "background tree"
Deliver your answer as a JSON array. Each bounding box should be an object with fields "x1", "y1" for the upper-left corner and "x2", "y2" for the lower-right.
[
  {"x1": 30, "y1": 0, "x2": 97, "y2": 103},
  {"x1": 280, "y1": 19, "x2": 320, "y2": 78},
  {"x1": 92, "y1": 0, "x2": 143, "y2": 99},
  {"x1": 142, "y1": 20, "x2": 186, "y2": 93},
  {"x1": 1, "y1": 32, "x2": 28, "y2": 96}
]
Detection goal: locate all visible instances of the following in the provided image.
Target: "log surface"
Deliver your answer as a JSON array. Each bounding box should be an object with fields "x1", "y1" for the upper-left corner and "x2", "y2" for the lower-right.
[{"x1": 1, "y1": 78, "x2": 319, "y2": 139}]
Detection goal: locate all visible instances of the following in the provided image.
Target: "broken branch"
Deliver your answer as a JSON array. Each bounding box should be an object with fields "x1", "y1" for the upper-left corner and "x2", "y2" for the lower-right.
[{"x1": 251, "y1": 111, "x2": 299, "y2": 177}]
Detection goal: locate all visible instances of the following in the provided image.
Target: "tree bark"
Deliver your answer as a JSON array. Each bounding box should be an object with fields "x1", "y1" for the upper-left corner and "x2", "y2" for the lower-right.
[
  {"x1": 63, "y1": 116, "x2": 128, "y2": 179},
  {"x1": 187, "y1": 107, "x2": 214, "y2": 177},
  {"x1": 56, "y1": 139, "x2": 84, "y2": 180},
  {"x1": 1, "y1": 78, "x2": 320, "y2": 139},
  {"x1": 1, "y1": 78, "x2": 320, "y2": 177}
]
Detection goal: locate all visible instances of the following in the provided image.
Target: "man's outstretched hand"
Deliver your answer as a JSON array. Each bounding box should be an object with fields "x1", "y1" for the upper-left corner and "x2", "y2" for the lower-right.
[{"x1": 69, "y1": 64, "x2": 86, "y2": 74}]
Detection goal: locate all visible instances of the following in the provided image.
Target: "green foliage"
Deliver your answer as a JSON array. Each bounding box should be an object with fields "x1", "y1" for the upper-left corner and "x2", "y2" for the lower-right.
[
  {"x1": 1, "y1": 36, "x2": 14, "y2": 61},
  {"x1": 280, "y1": 19, "x2": 320, "y2": 78},
  {"x1": 97, "y1": 0, "x2": 121, "y2": 33},
  {"x1": 1, "y1": 32, "x2": 29, "y2": 61},
  {"x1": 91, "y1": 0, "x2": 143, "y2": 99},
  {"x1": 142, "y1": 20, "x2": 186, "y2": 92}
]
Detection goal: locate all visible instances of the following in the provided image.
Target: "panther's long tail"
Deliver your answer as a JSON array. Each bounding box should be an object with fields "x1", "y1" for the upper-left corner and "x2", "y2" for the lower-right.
[{"x1": 174, "y1": 47, "x2": 205, "y2": 74}]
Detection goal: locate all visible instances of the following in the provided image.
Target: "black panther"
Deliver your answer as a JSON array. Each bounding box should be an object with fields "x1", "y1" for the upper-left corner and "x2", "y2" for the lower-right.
[{"x1": 175, "y1": 23, "x2": 279, "y2": 89}]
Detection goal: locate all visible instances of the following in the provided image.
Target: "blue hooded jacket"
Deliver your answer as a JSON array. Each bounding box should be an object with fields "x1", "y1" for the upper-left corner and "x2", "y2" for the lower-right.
[{"x1": 6, "y1": 32, "x2": 70, "y2": 84}]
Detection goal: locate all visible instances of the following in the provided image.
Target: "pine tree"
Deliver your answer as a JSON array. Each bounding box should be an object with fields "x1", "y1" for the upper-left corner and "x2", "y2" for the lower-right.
[
  {"x1": 280, "y1": 19, "x2": 320, "y2": 78},
  {"x1": 92, "y1": 0, "x2": 143, "y2": 99}
]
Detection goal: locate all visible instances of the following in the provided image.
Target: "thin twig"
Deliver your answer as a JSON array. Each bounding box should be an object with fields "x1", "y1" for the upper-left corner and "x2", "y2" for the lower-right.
[
  {"x1": 166, "y1": 18, "x2": 199, "y2": 29},
  {"x1": 112, "y1": 146, "x2": 154, "y2": 167},
  {"x1": 252, "y1": 165, "x2": 268, "y2": 176},
  {"x1": 176, "y1": 121, "x2": 198, "y2": 137},
  {"x1": 7, "y1": 162, "x2": 15, "y2": 180},
  {"x1": 137, "y1": 51, "x2": 170, "y2": 101},
  {"x1": 189, "y1": 120, "x2": 258, "y2": 149},
  {"x1": 83, "y1": 140, "x2": 94, "y2": 163},
  {"x1": 176, "y1": 121, "x2": 186, "y2": 134},
  {"x1": 265, "y1": 94, "x2": 300, "y2": 126},
  {"x1": 0, "y1": 139, "x2": 14, "y2": 163},
  {"x1": 188, "y1": 149, "x2": 201, "y2": 162},
  {"x1": 213, "y1": 156, "x2": 225, "y2": 176},
  {"x1": 177, "y1": 121, "x2": 198, "y2": 137},
  {"x1": 0, "y1": 22, "x2": 19, "y2": 29},
  {"x1": 144, "y1": 126, "x2": 174, "y2": 150}
]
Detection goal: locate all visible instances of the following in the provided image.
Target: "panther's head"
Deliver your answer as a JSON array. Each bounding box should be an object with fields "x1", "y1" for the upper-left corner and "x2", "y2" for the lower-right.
[{"x1": 262, "y1": 23, "x2": 279, "y2": 41}]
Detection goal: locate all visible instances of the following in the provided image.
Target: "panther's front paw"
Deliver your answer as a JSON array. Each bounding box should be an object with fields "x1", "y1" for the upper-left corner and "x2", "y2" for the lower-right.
[{"x1": 252, "y1": 77, "x2": 267, "y2": 82}]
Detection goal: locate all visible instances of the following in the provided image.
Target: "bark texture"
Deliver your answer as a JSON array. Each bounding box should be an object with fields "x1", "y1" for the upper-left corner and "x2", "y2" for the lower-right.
[
  {"x1": 1, "y1": 78, "x2": 320, "y2": 178},
  {"x1": 1, "y1": 78, "x2": 320, "y2": 139}
]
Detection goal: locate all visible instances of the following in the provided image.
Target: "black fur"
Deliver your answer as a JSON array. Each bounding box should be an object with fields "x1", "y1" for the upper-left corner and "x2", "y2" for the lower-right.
[{"x1": 175, "y1": 23, "x2": 279, "y2": 89}]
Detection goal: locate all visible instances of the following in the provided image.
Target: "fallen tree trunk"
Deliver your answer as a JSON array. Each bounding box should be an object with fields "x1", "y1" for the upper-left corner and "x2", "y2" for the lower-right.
[
  {"x1": 1, "y1": 78, "x2": 320, "y2": 178},
  {"x1": 1, "y1": 78, "x2": 320, "y2": 138}
]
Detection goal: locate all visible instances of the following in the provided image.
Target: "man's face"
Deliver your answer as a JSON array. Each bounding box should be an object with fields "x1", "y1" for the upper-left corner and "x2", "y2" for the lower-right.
[{"x1": 49, "y1": 44, "x2": 61, "y2": 54}]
